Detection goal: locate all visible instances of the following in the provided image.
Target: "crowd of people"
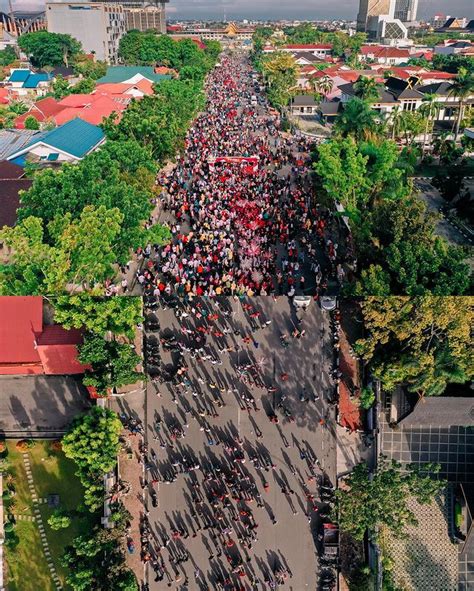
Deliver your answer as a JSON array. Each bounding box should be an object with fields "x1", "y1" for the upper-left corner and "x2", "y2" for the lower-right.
[
  {"x1": 134, "y1": 52, "x2": 349, "y2": 297},
  {"x1": 117, "y1": 297, "x2": 340, "y2": 590}
]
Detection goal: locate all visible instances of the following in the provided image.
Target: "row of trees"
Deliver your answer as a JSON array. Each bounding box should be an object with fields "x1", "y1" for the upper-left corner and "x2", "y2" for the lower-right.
[
  {"x1": 0, "y1": 37, "x2": 220, "y2": 295},
  {"x1": 313, "y1": 93, "x2": 472, "y2": 295},
  {"x1": 118, "y1": 31, "x2": 221, "y2": 81},
  {"x1": 355, "y1": 296, "x2": 473, "y2": 397}
]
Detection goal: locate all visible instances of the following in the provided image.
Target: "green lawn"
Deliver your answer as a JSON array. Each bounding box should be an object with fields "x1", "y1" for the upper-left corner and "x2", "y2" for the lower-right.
[{"x1": 4, "y1": 441, "x2": 99, "y2": 591}]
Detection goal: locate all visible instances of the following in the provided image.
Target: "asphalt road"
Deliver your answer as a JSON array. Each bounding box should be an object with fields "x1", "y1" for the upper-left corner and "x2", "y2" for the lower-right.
[
  {"x1": 142, "y1": 297, "x2": 338, "y2": 590},
  {"x1": 0, "y1": 375, "x2": 90, "y2": 436}
]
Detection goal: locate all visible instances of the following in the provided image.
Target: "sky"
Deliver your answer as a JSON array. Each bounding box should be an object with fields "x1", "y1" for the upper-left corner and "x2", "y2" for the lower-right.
[{"x1": 8, "y1": 0, "x2": 474, "y2": 21}]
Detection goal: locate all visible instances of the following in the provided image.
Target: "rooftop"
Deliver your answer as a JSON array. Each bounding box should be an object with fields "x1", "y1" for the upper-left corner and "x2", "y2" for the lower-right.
[{"x1": 97, "y1": 66, "x2": 171, "y2": 84}]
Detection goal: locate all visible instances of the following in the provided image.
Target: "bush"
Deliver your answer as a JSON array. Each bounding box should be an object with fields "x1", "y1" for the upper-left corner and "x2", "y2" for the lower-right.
[
  {"x1": 2, "y1": 489, "x2": 12, "y2": 500},
  {"x1": 4, "y1": 520, "x2": 15, "y2": 532},
  {"x1": 16, "y1": 439, "x2": 36, "y2": 452},
  {"x1": 24, "y1": 115, "x2": 40, "y2": 130},
  {"x1": 4, "y1": 529, "x2": 19, "y2": 550},
  {"x1": 359, "y1": 386, "x2": 375, "y2": 409},
  {"x1": 48, "y1": 511, "x2": 71, "y2": 530}
]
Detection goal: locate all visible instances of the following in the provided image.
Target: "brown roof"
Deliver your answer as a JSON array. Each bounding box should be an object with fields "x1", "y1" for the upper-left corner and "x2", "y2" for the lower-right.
[
  {"x1": 0, "y1": 179, "x2": 32, "y2": 227},
  {"x1": 0, "y1": 160, "x2": 25, "y2": 180}
]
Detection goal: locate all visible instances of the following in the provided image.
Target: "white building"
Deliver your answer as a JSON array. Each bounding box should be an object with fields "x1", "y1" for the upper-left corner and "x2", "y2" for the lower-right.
[
  {"x1": 46, "y1": 2, "x2": 126, "y2": 63},
  {"x1": 394, "y1": 0, "x2": 418, "y2": 22}
]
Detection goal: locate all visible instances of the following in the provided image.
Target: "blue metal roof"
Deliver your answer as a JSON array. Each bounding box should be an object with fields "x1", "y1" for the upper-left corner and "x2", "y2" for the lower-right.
[
  {"x1": 22, "y1": 73, "x2": 51, "y2": 89},
  {"x1": 97, "y1": 66, "x2": 171, "y2": 84},
  {"x1": 9, "y1": 69, "x2": 31, "y2": 82},
  {"x1": 12, "y1": 119, "x2": 105, "y2": 160}
]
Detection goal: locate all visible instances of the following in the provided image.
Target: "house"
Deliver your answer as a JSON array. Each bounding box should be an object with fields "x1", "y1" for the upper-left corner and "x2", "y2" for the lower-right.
[
  {"x1": 7, "y1": 118, "x2": 106, "y2": 166},
  {"x1": 5, "y1": 69, "x2": 52, "y2": 97},
  {"x1": 290, "y1": 95, "x2": 319, "y2": 115},
  {"x1": 0, "y1": 129, "x2": 42, "y2": 161},
  {"x1": 318, "y1": 100, "x2": 341, "y2": 124},
  {"x1": 14, "y1": 97, "x2": 66, "y2": 129},
  {"x1": 0, "y1": 160, "x2": 32, "y2": 228},
  {"x1": 53, "y1": 93, "x2": 127, "y2": 126},
  {"x1": 95, "y1": 79, "x2": 155, "y2": 101},
  {"x1": 358, "y1": 45, "x2": 413, "y2": 65},
  {"x1": 96, "y1": 66, "x2": 171, "y2": 85},
  {"x1": 0, "y1": 296, "x2": 88, "y2": 375}
]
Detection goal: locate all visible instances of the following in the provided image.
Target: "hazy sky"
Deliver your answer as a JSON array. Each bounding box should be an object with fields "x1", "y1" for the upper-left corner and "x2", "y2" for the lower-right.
[{"x1": 10, "y1": 0, "x2": 474, "y2": 21}]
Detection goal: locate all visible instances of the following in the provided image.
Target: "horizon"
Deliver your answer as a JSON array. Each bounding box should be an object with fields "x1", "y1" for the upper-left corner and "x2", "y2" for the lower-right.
[{"x1": 7, "y1": 0, "x2": 474, "y2": 21}]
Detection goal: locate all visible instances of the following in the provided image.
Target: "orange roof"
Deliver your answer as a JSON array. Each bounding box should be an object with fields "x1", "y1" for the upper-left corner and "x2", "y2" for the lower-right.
[
  {"x1": 0, "y1": 296, "x2": 42, "y2": 365},
  {"x1": 15, "y1": 97, "x2": 64, "y2": 129},
  {"x1": 0, "y1": 296, "x2": 88, "y2": 376},
  {"x1": 0, "y1": 88, "x2": 9, "y2": 104},
  {"x1": 96, "y1": 79, "x2": 154, "y2": 96},
  {"x1": 55, "y1": 95, "x2": 126, "y2": 126}
]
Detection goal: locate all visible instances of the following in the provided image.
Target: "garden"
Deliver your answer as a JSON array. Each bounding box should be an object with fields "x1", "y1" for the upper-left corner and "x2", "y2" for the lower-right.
[{"x1": 2, "y1": 439, "x2": 98, "y2": 591}]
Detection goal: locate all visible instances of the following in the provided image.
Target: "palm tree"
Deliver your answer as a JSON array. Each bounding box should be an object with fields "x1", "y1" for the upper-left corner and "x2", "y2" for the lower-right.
[
  {"x1": 334, "y1": 97, "x2": 383, "y2": 142},
  {"x1": 353, "y1": 76, "x2": 382, "y2": 103},
  {"x1": 419, "y1": 93, "x2": 440, "y2": 155},
  {"x1": 315, "y1": 74, "x2": 334, "y2": 98},
  {"x1": 447, "y1": 67, "x2": 474, "y2": 141},
  {"x1": 388, "y1": 105, "x2": 403, "y2": 140}
]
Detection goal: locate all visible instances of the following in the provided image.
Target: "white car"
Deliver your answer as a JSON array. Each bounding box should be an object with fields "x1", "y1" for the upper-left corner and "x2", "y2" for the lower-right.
[{"x1": 320, "y1": 296, "x2": 337, "y2": 311}]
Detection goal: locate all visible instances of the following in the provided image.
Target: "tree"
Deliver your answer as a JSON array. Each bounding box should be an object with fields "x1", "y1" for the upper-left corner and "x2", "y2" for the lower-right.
[
  {"x1": 315, "y1": 74, "x2": 333, "y2": 98},
  {"x1": 352, "y1": 197, "x2": 471, "y2": 296},
  {"x1": 448, "y1": 67, "x2": 474, "y2": 140},
  {"x1": 336, "y1": 458, "x2": 445, "y2": 541},
  {"x1": 399, "y1": 110, "x2": 425, "y2": 147},
  {"x1": 8, "y1": 101, "x2": 28, "y2": 115},
  {"x1": 334, "y1": 98, "x2": 383, "y2": 142},
  {"x1": 353, "y1": 76, "x2": 382, "y2": 103},
  {"x1": 52, "y1": 295, "x2": 143, "y2": 338},
  {"x1": 62, "y1": 407, "x2": 122, "y2": 511},
  {"x1": 74, "y1": 58, "x2": 107, "y2": 81},
  {"x1": 62, "y1": 407, "x2": 121, "y2": 475},
  {"x1": 354, "y1": 296, "x2": 473, "y2": 395},
  {"x1": 24, "y1": 115, "x2": 40, "y2": 130},
  {"x1": 48, "y1": 511, "x2": 71, "y2": 530},
  {"x1": 0, "y1": 46, "x2": 16, "y2": 66},
  {"x1": 71, "y1": 78, "x2": 96, "y2": 94},
  {"x1": 78, "y1": 333, "x2": 142, "y2": 395},
  {"x1": 52, "y1": 75, "x2": 72, "y2": 99},
  {"x1": 419, "y1": 92, "x2": 440, "y2": 155},
  {"x1": 62, "y1": 527, "x2": 138, "y2": 591},
  {"x1": 18, "y1": 31, "x2": 82, "y2": 68}
]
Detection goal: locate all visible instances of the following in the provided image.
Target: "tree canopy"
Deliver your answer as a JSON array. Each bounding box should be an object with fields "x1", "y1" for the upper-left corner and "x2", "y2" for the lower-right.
[
  {"x1": 355, "y1": 296, "x2": 474, "y2": 395},
  {"x1": 78, "y1": 333, "x2": 142, "y2": 396},
  {"x1": 336, "y1": 458, "x2": 445, "y2": 541},
  {"x1": 62, "y1": 407, "x2": 122, "y2": 511},
  {"x1": 52, "y1": 296, "x2": 143, "y2": 338},
  {"x1": 18, "y1": 31, "x2": 82, "y2": 67}
]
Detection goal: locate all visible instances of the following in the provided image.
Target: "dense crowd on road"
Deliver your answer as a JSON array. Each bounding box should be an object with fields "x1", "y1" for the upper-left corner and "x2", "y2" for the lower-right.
[
  {"x1": 117, "y1": 297, "x2": 341, "y2": 590},
  {"x1": 135, "y1": 53, "x2": 347, "y2": 297}
]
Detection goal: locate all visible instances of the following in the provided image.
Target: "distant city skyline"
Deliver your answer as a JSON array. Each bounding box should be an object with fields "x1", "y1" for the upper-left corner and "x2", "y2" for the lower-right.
[{"x1": 7, "y1": 0, "x2": 473, "y2": 21}]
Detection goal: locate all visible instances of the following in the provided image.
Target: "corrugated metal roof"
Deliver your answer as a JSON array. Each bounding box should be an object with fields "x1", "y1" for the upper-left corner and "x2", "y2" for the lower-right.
[
  {"x1": 9, "y1": 69, "x2": 31, "y2": 82},
  {"x1": 0, "y1": 130, "x2": 42, "y2": 160},
  {"x1": 97, "y1": 66, "x2": 170, "y2": 84}
]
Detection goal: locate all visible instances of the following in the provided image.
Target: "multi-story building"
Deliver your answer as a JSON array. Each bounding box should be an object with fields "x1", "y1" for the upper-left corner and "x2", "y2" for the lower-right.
[
  {"x1": 91, "y1": 0, "x2": 168, "y2": 33},
  {"x1": 357, "y1": 0, "x2": 392, "y2": 32},
  {"x1": 46, "y1": 2, "x2": 126, "y2": 63},
  {"x1": 357, "y1": 0, "x2": 408, "y2": 41},
  {"x1": 394, "y1": 0, "x2": 418, "y2": 22}
]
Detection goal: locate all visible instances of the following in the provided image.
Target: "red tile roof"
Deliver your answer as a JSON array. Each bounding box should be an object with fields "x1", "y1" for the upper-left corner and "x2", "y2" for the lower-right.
[
  {"x1": 0, "y1": 296, "x2": 42, "y2": 365},
  {"x1": 0, "y1": 296, "x2": 88, "y2": 375},
  {"x1": 14, "y1": 97, "x2": 65, "y2": 128}
]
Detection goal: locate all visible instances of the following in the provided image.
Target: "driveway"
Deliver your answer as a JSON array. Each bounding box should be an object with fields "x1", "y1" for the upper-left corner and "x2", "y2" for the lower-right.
[{"x1": 0, "y1": 375, "x2": 91, "y2": 436}]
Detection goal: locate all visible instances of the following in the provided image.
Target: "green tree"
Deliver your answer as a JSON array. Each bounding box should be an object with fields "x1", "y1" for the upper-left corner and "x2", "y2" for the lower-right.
[
  {"x1": 48, "y1": 511, "x2": 71, "y2": 530},
  {"x1": 353, "y1": 76, "x2": 382, "y2": 103},
  {"x1": 71, "y1": 77, "x2": 96, "y2": 94},
  {"x1": 419, "y1": 92, "x2": 440, "y2": 155},
  {"x1": 52, "y1": 74, "x2": 72, "y2": 99},
  {"x1": 52, "y1": 295, "x2": 143, "y2": 338},
  {"x1": 334, "y1": 97, "x2": 383, "y2": 141},
  {"x1": 78, "y1": 333, "x2": 142, "y2": 395},
  {"x1": 24, "y1": 115, "x2": 40, "y2": 130},
  {"x1": 18, "y1": 31, "x2": 82, "y2": 68},
  {"x1": 336, "y1": 458, "x2": 445, "y2": 541},
  {"x1": 74, "y1": 59, "x2": 107, "y2": 80},
  {"x1": 355, "y1": 296, "x2": 473, "y2": 395},
  {"x1": 0, "y1": 46, "x2": 16, "y2": 66},
  {"x1": 447, "y1": 67, "x2": 474, "y2": 140}
]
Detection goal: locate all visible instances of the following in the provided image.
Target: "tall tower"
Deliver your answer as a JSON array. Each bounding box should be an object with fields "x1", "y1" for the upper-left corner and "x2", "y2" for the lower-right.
[
  {"x1": 394, "y1": 0, "x2": 419, "y2": 22},
  {"x1": 357, "y1": 0, "x2": 393, "y2": 32}
]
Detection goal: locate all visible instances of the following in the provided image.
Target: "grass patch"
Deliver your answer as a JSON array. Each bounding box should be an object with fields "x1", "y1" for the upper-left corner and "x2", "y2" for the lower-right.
[{"x1": 4, "y1": 440, "x2": 99, "y2": 591}]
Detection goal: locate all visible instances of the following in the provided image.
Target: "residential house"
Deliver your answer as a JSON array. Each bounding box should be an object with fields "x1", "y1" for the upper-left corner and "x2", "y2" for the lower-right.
[
  {"x1": 358, "y1": 44, "x2": 414, "y2": 65},
  {"x1": 14, "y1": 97, "x2": 66, "y2": 129},
  {"x1": 0, "y1": 296, "x2": 88, "y2": 376},
  {"x1": 0, "y1": 129, "x2": 42, "y2": 161},
  {"x1": 97, "y1": 65, "x2": 171, "y2": 85},
  {"x1": 5, "y1": 69, "x2": 52, "y2": 97},
  {"x1": 7, "y1": 118, "x2": 106, "y2": 166},
  {"x1": 290, "y1": 95, "x2": 319, "y2": 115},
  {"x1": 0, "y1": 160, "x2": 32, "y2": 229}
]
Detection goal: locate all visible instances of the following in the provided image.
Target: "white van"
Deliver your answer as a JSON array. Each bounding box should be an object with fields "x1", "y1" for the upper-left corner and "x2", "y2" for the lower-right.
[{"x1": 250, "y1": 95, "x2": 258, "y2": 106}]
